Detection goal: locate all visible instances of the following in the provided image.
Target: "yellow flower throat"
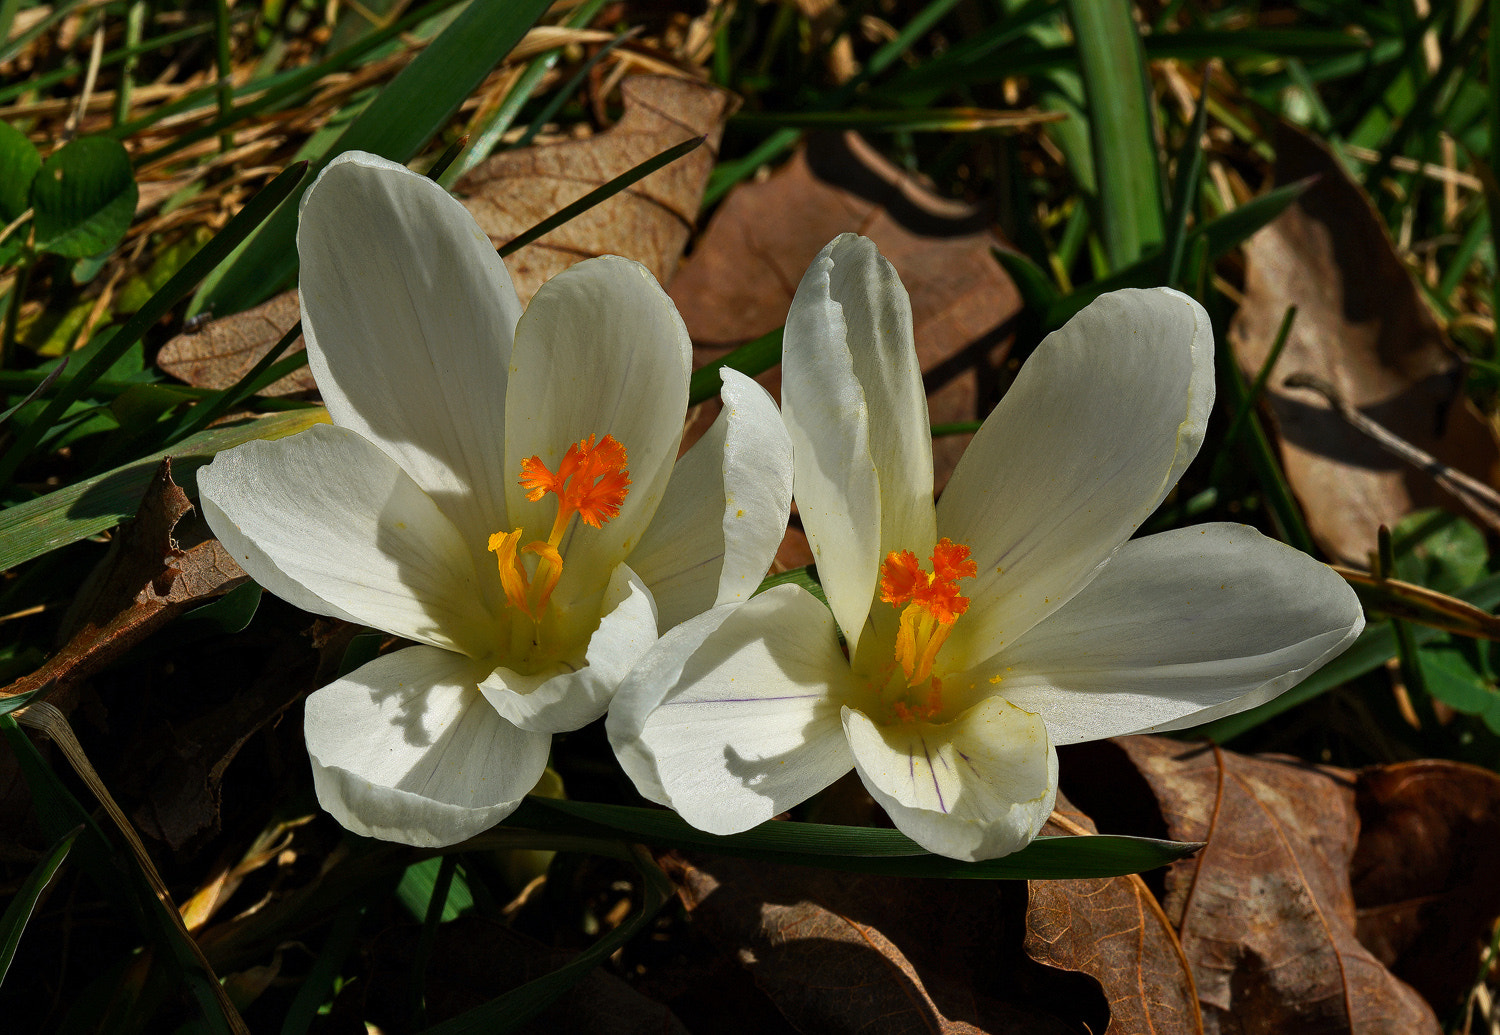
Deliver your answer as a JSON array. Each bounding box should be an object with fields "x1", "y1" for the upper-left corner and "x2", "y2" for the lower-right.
[{"x1": 488, "y1": 434, "x2": 631, "y2": 623}]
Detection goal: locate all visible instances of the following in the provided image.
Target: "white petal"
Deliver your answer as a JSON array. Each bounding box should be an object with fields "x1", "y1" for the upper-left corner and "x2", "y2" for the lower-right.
[
  {"x1": 297, "y1": 153, "x2": 518, "y2": 558},
  {"x1": 305, "y1": 646, "x2": 550, "y2": 848},
  {"x1": 608, "y1": 585, "x2": 854, "y2": 834},
  {"x1": 480, "y1": 564, "x2": 658, "y2": 733},
  {"x1": 820, "y1": 235, "x2": 938, "y2": 554},
  {"x1": 781, "y1": 239, "x2": 884, "y2": 654},
  {"x1": 985, "y1": 523, "x2": 1365, "y2": 743},
  {"x1": 630, "y1": 370, "x2": 793, "y2": 629},
  {"x1": 845, "y1": 696, "x2": 1058, "y2": 861},
  {"x1": 504, "y1": 257, "x2": 690, "y2": 609},
  {"x1": 199, "y1": 424, "x2": 492, "y2": 655},
  {"x1": 938, "y1": 287, "x2": 1214, "y2": 668}
]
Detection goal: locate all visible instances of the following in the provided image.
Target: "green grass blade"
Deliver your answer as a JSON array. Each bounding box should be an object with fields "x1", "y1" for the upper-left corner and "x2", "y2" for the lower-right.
[
  {"x1": 0, "y1": 163, "x2": 307, "y2": 489},
  {"x1": 278, "y1": 900, "x2": 366, "y2": 1035},
  {"x1": 1040, "y1": 178, "x2": 1311, "y2": 331},
  {"x1": 1163, "y1": 69, "x2": 1213, "y2": 287},
  {"x1": 194, "y1": 0, "x2": 553, "y2": 318},
  {"x1": 497, "y1": 136, "x2": 704, "y2": 257},
  {"x1": 0, "y1": 409, "x2": 325, "y2": 573},
  {"x1": 1064, "y1": 0, "x2": 1165, "y2": 268},
  {"x1": 163, "y1": 321, "x2": 303, "y2": 446},
  {"x1": 0, "y1": 824, "x2": 79, "y2": 985},
  {"x1": 492, "y1": 798, "x2": 1201, "y2": 879},
  {"x1": 703, "y1": 0, "x2": 971, "y2": 204},
  {"x1": 688, "y1": 327, "x2": 783, "y2": 406},
  {"x1": 0, "y1": 715, "x2": 242, "y2": 1032},
  {"x1": 124, "y1": 0, "x2": 469, "y2": 156}
]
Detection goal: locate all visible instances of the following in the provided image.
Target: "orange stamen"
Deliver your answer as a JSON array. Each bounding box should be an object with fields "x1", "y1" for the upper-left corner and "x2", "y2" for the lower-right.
[
  {"x1": 491, "y1": 434, "x2": 631, "y2": 622},
  {"x1": 878, "y1": 537, "x2": 975, "y2": 689}
]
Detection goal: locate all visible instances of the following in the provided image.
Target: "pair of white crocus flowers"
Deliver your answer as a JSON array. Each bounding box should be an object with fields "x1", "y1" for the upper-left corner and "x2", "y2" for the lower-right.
[{"x1": 200, "y1": 153, "x2": 1363, "y2": 862}]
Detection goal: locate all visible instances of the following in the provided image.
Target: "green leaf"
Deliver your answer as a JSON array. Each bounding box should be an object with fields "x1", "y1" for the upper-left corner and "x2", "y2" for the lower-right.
[
  {"x1": 1041, "y1": 178, "x2": 1312, "y2": 332},
  {"x1": 0, "y1": 687, "x2": 42, "y2": 717},
  {"x1": 194, "y1": 0, "x2": 552, "y2": 317},
  {"x1": 0, "y1": 162, "x2": 307, "y2": 489},
  {"x1": 491, "y1": 798, "x2": 1200, "y2": 879},
  {"x1": 0, "y1": 408, "x2": 326, "y2": 573},
  {"x1": 1063, "y1": 0, "x2": 1164, "y2": 268},
  {"x1": 688, "y1": 327, "x2": 783, "y2": 406},
  {"x1": 30, "y1": 137, "x2": 137, "y2": 260},
  {"x1": 398, "y1": 856, "x2": 473, "y2": 924},
  {"x1": 1419, "y1": 643, "x2": 1498, "y2": 718},
  {"x1": 1391, "y1": 508, "x2": 1490, "y2": 595},
  {"x1": 179, "y1": 581, "x2": 263, "y2": 636},
  {"x1": 0, "y1": 120, "x2": 41, "y2": 223},
  {"x1": 0, "y1": 823, "x2": 78, "y2": 985}
]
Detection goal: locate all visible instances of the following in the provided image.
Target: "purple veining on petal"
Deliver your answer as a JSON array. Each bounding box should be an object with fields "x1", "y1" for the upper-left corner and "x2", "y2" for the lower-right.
[
  {"x1": 957, "y1": 747, "x2": 983, "y2": 779},
  {"x1": 921, "y1": 735, "x2": 947, "y2": 813},
  {"x1": 664, "y1": 693, "x2": 825, "y2": 706}
]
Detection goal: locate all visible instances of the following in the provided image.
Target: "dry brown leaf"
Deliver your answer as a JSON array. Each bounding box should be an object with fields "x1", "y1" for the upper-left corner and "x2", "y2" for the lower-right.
[
  {"x1": 1351, "y1": 760, "x2": 1500, "y2": 1014},
  {"x1": 1024, "y1": 791, "x2": 1203, "y2": 1035},
  {"x1": 1116, "y1": 736, "x2": 1438, "y2": 1034},
  {"x1": 664, "y1": 850, "x2": 1094, "y2": 1034},
  {"x1": 156, "y1": 291, "x2": 313, "y2": 396},
  {"x1": 157, "y1": 76, "x2": 733, "y2": 394},
  {"x1": 668, "y1": 131, "x2": 1021, "y2": 490},
  {"x1": 1229, "y1": 121, "x2": 1499, "y2": 565},
  {"x1": 460, "y1": 74, "x2": 735, "y2": 303},
  {"x1": 0, "y1": 458, "x2": 247, "y2": 715}
]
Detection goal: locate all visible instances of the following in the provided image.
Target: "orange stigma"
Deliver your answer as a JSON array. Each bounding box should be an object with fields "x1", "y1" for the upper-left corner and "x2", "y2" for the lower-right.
[
  {"x1": 490, "y1": 434, "x2": 630, "y2": 621},
  {"x1": 879, "y1": 537, "x2": 976, "y2": 692}
]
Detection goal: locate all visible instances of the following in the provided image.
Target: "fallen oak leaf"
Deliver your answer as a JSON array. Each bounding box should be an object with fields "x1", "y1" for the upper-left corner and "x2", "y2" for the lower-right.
[
  {"x1": 460, "y1": 74, "x2": 735, "y2": 303},
  {"x1": 156, "y1": 76, "x2": 733, "y2": 394},
  {"x1": 1228, "y1": 120, "x2": 1499, "y2": 565},
  {"x1": 1116, "y1": 736, "x2": 1438, "y2": 1034},
  {"x1": 663, "y1": 849, "x2": 1094, "y2": 1034},
  {"x1": 1284, "y1": 371, "x2": 1500, "y2": 536},
  {"x1": 1025, "y1": 795, "x2": 1204, "y2": 1035},
  {"x1": 1350, "y1": 760, "x2": 1500, "y2": 1015},
  {"x1": 156, "y1": 291, "x2": 313, "y2": 397}
]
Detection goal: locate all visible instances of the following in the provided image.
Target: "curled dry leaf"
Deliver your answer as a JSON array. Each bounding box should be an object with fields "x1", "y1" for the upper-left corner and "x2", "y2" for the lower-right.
[
  {"x1": 459, "y1": 74, "x2": 735, "y2": 303},
  {"x1": 1229, "y1": 120, "x2": 1499, "y2": 565},
  {"x1": 1024, "y1": 790, "x2": 1203, "y2": 1035},
  {"x1": 669, "y1": 130, "x2": 1022, "y2": 492},
  {"x1": 157, "y1": 75, "x2": 734, "y2": 394},
  {"x1": 1351, "y1": 760, "x2": 1500, "y2": 1015},
  {"x1": 1114, "y1": 736, "x2": 1438, "y2": 1034},
  {"x1": 0, "y1": 457, "x2": 246, "y2": 716},
  {"x1": 662, "y1": 850, "x2": 1097, "y2": 1034}
]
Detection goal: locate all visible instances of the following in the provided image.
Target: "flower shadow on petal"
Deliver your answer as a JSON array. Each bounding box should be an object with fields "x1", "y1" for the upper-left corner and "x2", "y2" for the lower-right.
[{"x1": 640, "y1": 590, "x2": 855, "y2": 831}]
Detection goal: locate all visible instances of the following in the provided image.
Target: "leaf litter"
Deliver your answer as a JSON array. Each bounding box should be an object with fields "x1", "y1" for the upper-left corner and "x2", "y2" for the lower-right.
[{"x1": 6, "y1": 5, "x2": 1500, "y2": 1033}]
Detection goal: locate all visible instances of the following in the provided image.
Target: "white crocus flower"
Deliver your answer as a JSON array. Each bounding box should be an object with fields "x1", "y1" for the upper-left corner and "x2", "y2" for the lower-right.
[
  {"x1": 198, "y1": 153, "x2": 791, "y2": 848},
  {"x1": 608, "y1": 233, "x2": 1364, "y2": 862}
]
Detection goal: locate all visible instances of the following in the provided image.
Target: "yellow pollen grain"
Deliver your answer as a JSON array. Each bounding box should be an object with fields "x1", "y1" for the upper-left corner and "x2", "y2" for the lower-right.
[{"x1": 989, "y1": 674, "x2": 1003, "y2": 684}]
